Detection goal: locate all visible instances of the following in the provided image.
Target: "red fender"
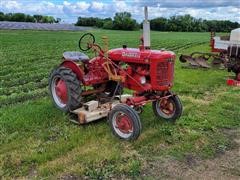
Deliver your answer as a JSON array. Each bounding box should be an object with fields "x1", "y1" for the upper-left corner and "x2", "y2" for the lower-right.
[{"x1": 60, "y1": 60, "x2": 84, "y2": 83}]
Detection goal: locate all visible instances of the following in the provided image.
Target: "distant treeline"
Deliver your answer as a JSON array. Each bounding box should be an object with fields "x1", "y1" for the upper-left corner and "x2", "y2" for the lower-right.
[
  {"x1": 0, "y1": 12, "x2": 61, "y2": 23},
  {"x1": 149, "y1": 15, "x2": 239, "y2": 32},
  {"x1": 76, "y1": 12, "x2": 139, "y2": 30},
  {"x1": 76, "y1": 12, "x2": 239, "y2": 32}
]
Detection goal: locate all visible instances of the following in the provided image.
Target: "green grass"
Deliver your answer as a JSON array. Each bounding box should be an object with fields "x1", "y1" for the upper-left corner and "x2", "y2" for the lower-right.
[{"x1": 0, "y1": 29, "x2": 239, "y2": 179}]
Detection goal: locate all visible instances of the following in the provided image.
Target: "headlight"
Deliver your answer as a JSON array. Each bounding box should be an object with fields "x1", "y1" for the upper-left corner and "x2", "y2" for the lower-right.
[{"x1": 140, "y1": 76, "x2": 146, "y2": 84}]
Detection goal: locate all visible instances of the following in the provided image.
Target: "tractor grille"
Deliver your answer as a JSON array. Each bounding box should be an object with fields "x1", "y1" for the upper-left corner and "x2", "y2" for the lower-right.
[{"x1": 156, "y1": 61, "x2": 174, "y2": 86}]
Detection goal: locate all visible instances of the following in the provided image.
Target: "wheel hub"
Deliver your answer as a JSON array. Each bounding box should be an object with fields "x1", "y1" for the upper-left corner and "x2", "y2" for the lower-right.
[
  {"x1": 160, "y1": 98, "x2": 174, "y2": 115},
  {"x1": 116, "y1": 114, "x2": 133, "y2": 133},
  {"x1": 55, "y1": 79, "x2": 68, "y2": 104}
]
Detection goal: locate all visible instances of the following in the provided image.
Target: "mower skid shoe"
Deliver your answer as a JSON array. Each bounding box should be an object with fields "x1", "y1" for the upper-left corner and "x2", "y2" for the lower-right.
[
  {"x1": 179, "y1": 54, "x2": 200, "y2": 67},
  {"x1": 179, "y1": 54, "x2": 210, "y2": 68},
  {"x1": 194, "y1": 57, "x2": 210, "y2": 68}
]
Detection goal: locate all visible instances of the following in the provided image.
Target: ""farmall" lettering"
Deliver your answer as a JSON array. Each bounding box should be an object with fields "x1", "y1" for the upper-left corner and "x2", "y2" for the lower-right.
[{"x1": 122, "y1": 52, "x2": 140, "y2": 58}]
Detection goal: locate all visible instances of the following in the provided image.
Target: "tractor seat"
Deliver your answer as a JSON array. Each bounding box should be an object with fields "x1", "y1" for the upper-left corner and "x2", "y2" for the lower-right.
[{"x1": 63, "y1": 51, "x2": 89, "y2": 62}]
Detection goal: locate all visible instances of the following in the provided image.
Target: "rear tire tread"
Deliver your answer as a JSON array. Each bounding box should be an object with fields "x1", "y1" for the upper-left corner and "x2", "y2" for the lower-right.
[{"x1": 49, "y1": 66, "x2": 82, "y2": 112}]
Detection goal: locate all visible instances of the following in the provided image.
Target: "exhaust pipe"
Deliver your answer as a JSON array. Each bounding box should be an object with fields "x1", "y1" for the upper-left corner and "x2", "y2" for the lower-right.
[{"x1": 143, "y1": 6, "x2": 150, "y2": 49}]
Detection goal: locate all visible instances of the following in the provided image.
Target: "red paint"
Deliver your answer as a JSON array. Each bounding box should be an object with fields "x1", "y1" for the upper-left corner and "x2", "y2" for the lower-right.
[
  {"x1": 108, "y1": 47, "x2": 175, "y2": 91},
  {"x1": 61, "y1": 58, "x2": 109, "y2": 86},
  {"x1": 116, "y1": 114, "x2": 133, "y2": 133},
  {"x1": 61, "y1": 60, "x2": 84, "y2": 82},
  {"x1": 60, "y1": 36, "x2": 176, "y2": 107},
  {"x1": 159, "y1": 99, "x2": 174, "y2": 115},
  {"x1": 55, "y1": 79, "x2": 68, "y2": 104},
  {"x1": 227, "y1": 79, "x2": 240, "y2": 86},
  {"x1": 108, "y1": 48, "x2": 175, "y2": 65}
]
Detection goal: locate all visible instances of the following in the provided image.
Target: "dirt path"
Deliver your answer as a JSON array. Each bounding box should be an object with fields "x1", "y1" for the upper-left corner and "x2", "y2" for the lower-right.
[{"x1": 142, "y1": 128, "x2": 240, "y2": 179}]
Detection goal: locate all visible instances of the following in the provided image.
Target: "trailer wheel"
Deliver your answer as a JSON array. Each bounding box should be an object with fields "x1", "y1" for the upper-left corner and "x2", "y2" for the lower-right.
[
  {"x1": 108, "y1": 104, "x2": 141, "y2": 140},
  {"x1": 152, "y1": 95, "x2": 182, "y2": 122},
  {"x1": 49, "y1": 67, "x2": 82, "y2": 112}
]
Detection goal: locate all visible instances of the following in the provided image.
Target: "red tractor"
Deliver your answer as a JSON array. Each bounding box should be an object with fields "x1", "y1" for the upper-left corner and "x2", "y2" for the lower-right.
[{"x1": 49, "y1": 7, "x2": 182, "y2": 140}]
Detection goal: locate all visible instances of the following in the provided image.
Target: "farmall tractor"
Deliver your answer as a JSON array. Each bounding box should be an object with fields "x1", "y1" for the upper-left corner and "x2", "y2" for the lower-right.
[
  {"x1": 49, "y1": 7, "x2": 183, "y2": 140},
  {"x1": 180, "y1": 28, "x2": 240, "y2": 86}
]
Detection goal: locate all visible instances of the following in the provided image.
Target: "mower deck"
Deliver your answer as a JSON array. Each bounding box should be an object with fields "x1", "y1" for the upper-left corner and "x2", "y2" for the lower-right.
[{"x1": 72, "y1": 94, "x2": 132, "y2": 124}]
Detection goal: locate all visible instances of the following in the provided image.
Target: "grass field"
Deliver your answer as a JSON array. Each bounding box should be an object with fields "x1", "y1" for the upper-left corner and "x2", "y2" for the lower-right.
[{"x1": 0, "y1": 29, "x2": 240, "y2": 179}]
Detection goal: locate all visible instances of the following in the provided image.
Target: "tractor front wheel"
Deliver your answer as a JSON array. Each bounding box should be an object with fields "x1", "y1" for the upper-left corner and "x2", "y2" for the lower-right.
[
  {"x1": 152, "y1": 95, "x2": 182, "y2": 122},
  {"x1": 49, "y1": 66, "x2": 82, "y2": 112},
  {"x1": 108, "y1": 104, "x2": 141, "y2": 140}
]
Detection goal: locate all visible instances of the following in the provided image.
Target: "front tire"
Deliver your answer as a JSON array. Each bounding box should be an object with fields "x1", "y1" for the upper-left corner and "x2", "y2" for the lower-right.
[
  {"x1": 152, "y1": 95, "x2": 182, "y2": 122},
  {"x1": 108, "y1": 104, "x2": 141, "y2": 140},
  {"x1": 49, "y1": 66, "x2": 82, "y2": 112}
]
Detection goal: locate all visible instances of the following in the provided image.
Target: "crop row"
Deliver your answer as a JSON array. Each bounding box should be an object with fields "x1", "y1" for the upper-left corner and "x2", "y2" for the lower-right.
[
  {"x1": 0, "y1": 53, "x2": 60, "y2": 67},
  {"x1": 0, "y1": 58, "x2": 56, "y2": 76},
  {"x1": 0, "y1": 87, "x2": 48, "y2": 108},
  {"x1": 151, "y1": 40, "x2": 207, "y2": 53},
  {"x1": 0, "y1": 64, "x2": 53, "y2": 82},
  {"x1": 1, "y1": 72, "x2": 47, "y2": 88},
  {"x1": 0, "y1": 78, "x2": 48, "y2": 96},
  {"x1": 169, "y1": 41, "x2": 208, "y2": 51}
]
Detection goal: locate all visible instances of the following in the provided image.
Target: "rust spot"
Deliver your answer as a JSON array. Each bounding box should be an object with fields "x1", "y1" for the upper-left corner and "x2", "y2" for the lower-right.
[{"x1": 78, "y1": 112, "x2": 86, "y2": 124}]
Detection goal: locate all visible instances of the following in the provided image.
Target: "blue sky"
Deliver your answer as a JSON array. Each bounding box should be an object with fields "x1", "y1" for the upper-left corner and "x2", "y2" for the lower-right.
[{"x1": 0, "y1": 0, "x2": 239, "y2": 23}]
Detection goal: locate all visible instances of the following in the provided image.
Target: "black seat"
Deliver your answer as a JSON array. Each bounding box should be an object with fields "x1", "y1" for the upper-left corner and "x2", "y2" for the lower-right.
[{"x1": 63, "y1": 51, "x2": 89, "y2": 62}]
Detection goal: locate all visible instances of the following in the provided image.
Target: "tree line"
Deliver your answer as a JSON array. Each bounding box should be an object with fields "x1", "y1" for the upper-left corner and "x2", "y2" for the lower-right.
[
  {"x1": 149, "y1": 15, "x2": 239, "y2": 32},
  {"x1": 76, "y1": 12, "x2": 239, "y2": 32},
  {"x1": 0, "y1": 12, "x2": 61, "y2": 23},
  {"x1": 0, "y1": 11, "x2": 238, "y2": 31},
  {"x1": 76, "y1": 12, "x2": 139, "y2": 30}
]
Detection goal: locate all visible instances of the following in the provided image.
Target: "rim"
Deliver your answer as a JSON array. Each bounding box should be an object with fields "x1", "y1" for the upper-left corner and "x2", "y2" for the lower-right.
[
  {"x1": 51, "y1": 76, "x2": 68, "y2": 108},
  {"x1": 156, "y1": 98, "x2": 176, "y2": 119},
  {"x1": 112, "y1": 111, "x2": 133, "y2": 139}
]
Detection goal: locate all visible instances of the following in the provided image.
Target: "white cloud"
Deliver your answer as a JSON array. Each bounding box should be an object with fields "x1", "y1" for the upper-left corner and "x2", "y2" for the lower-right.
[
  {"x1": 63, "y1": 1, "x2": 70, "y2": 6},
  {"x1": 1, "y1": 0, "x2": 21, "y2": 11},
  {"x1": 91, "y1": 2, "x2": 104, "y2": 11},
  {"x1": 136, "y1": 0, "x2": 240, "y2": 8},
  {"x1": 114, "y1": 0, "x2": 128, "y2": 12},
  {"x1": 0, "y1": 0, "x2": 239, "y2": 23},
  {"x1": 76, "y1": 2, "x2": 91, "y2": 11}
]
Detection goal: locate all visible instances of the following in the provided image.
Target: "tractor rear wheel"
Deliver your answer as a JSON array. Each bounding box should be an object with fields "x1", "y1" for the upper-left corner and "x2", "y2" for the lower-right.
[
  {"x1": 152, "y1": 95, "x2": 182, "y2": 122},
  {"x1": 49, "y1": 66, "x2": 82, "y2": 112},
  {"x1": 108, "y1": 104, "x2": 141, "y2": 140}
]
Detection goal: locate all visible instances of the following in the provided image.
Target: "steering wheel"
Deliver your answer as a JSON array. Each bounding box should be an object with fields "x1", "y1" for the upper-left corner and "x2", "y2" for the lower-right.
[{"x1": 79, "y1": 33, "x2": 95, "y2": 51}]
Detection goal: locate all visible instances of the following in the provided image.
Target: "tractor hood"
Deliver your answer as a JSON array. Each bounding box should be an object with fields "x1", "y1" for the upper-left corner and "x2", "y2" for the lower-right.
[{"x1": 107, "y1": 48, "x2": 175, "y2": 64}]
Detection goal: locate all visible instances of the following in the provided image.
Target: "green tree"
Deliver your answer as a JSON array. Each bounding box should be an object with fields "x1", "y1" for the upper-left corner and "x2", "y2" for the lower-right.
[
  {"x1": 150, "y1": 17, "x2": 167, "y2": 31},
  {"x1": 0, "y1": 12, "x2": 4, "y2": 21},
  {"x1": 113, "y1": 12, "x2": 139, "y2": 30},
  {"x1": 25, "y1": 15, "x2": 35, "y2": 22},
  {"x1": 33, "y1": 15, "x2": 43, "y2": 23},
  {"x1": 103, "y1": 20, "x2": 113, "y2": 29},
  {"x1": 11, "y1": 13, "x2": 26, "y2": 22},
  {"x1": 4, "y1": 13, "x2": 13, "y2": 21},
  {"x1": 55, "y1": 18, "x2": 61, "y2": 23}
]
